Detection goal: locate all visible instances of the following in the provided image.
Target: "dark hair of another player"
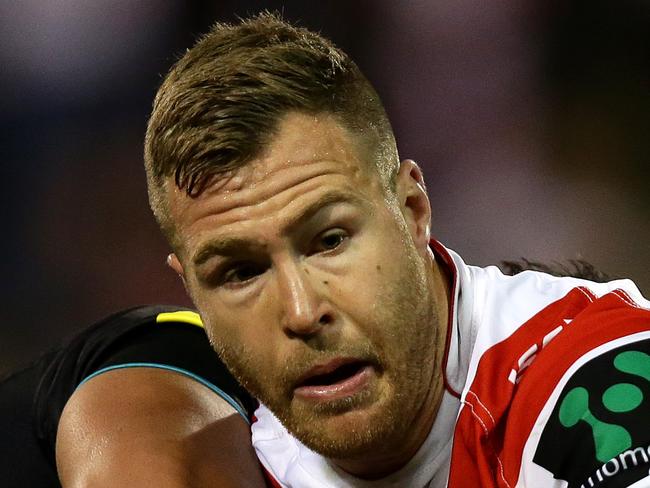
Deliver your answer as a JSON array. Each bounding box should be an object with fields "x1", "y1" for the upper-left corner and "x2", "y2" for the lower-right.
[
  {"x1": 501, "y1": 259, "x2": 610, "y2": 282},
  {"x1": 144, "y1": 12, "x2": 398, "y2": 247}
]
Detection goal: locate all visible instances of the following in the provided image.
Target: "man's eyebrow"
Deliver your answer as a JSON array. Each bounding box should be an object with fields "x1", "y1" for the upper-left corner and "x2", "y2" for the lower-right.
[{"x1": 192, "y1": 190, "x2": 364, "y2": 266}]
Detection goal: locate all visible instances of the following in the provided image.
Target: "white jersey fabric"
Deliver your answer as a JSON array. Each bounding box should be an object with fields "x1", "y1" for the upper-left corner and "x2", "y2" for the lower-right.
[{"x1": 251, "y1": 242, "x2": 650, "y2": 487}]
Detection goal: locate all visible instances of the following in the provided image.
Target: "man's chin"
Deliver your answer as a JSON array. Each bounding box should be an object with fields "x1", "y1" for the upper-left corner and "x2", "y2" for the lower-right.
[
  {"x1": 292, "y1": 412, "x2": 399, "y2": 459},
  {"x1": 280, "y1": 391, "x2": 399, "y2": 459}
]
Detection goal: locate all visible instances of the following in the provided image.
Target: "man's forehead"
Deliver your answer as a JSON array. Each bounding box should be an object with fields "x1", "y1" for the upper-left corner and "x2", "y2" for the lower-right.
[
  {"x1": 235, "y1": 112, "x2": 370, "y2": 187},
  {"x1": 164, "y1": 111, "x2": 383, "y2": 253},
  {"x1": 171, "y1": 112, "x2": 373, "y2": 197}
]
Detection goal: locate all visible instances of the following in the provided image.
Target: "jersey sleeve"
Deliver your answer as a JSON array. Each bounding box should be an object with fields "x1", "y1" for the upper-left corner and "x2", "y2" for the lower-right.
[
  {"x1": 529, "y1": 334, "x2": 650, "y2": 487},
  {"x1": 449, "y1": 287, "x2": 650, "y2": 487},
  {"x1": 32, "y1": 305, "x2": 256, "y2": 469},
  {"x1": 76, "y1": 317, "x2": 253, "y2": 419}
]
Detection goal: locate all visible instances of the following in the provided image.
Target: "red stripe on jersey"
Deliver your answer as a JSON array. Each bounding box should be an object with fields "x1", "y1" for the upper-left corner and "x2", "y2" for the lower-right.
[
  {"x1": 262, "y1": 465, "x2": 284, "y2": 488},
  {"x1": 430, "y1": 239, "x2": 462, "y2": 399},
  {"x1": 448, "y1": 288, "x2": 650, "y2": 487}
]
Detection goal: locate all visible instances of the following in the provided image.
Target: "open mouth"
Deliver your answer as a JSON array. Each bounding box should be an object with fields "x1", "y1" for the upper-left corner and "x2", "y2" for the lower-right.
[
  {"x1": 299, "y1": 362, "x2": 368, "y2": 387},
  {"x1": 294, "y1": 360, "x2": 373, "y2": 401}
]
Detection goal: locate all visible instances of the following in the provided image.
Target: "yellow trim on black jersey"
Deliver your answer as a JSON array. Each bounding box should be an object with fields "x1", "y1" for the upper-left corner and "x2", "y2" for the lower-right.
[{"x1": 156, "y1": 311, "x2": 204, "y2": 328}]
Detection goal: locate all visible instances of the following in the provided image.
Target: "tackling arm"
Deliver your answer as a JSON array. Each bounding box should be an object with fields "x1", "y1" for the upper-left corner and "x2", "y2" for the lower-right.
[{"x1": 56, "y1": 367, "x2": 267, "y2": 488}]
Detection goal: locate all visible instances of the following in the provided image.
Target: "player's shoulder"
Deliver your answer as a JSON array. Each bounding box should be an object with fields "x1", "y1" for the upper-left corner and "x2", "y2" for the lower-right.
[
  {"x1": 0, "y1": 305, "x2": 212, "y2": 486},
  {"x1": 465, "y1": 257, "x2": 648, "y2": 341},
  {"x1": 85, "y1": 304, "x2": 203, "y2": 332},
  {"x1": 52, "y1": 304, "x2": 206, "y2": 367},
  {"x1": 507, "y1": 293, "x2": 650, "y2": 487},
  {"x1": 475, "y1": 259, "x2": 644, "y2": 312},
  {"x1": 449, "y1": 259, "x2": 650, "y2": 487},
  {"x1": 35, "y1": 304, "x2": 207, "y2": 392},
  {"x1": 462, "y1": 258, "x2": 650, "y2": 397},
  {"x1": 34, "y1": 304, "x2": 256, "y2": 462},
  {"x1": 524, "y1": 329, "x2": 650, "y2": 486}
]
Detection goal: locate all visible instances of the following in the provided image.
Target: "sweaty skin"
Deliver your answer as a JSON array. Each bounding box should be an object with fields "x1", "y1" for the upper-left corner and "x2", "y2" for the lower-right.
[
  {"x1": 167, "y1": 112, "x2": 450, "y2": 478},
  {"x1": 56, "y1": 368, "x2": 266, "y2": 487}
]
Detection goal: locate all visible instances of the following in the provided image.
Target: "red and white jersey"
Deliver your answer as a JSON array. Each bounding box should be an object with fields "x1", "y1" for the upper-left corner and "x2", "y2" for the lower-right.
[{"x1": 252, "y1": 242, "x2": 650, "y2": 487}]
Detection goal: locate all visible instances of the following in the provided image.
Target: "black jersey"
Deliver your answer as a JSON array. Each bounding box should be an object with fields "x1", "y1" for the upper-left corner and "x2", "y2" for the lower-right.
[{"x1": 0, "y1": 305, "x2": 255, "y2": 488}]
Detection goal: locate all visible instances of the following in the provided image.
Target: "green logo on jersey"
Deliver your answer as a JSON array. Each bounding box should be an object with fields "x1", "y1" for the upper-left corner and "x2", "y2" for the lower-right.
[
  {"x1": 558, "y1": 350, "x2": 649, "y2": 463},
  {"x1": 534, "y1": 341, "x2": 650, "y2": 487}
]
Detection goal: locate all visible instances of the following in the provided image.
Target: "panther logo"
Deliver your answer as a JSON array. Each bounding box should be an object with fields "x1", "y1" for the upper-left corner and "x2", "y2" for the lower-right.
[{"x1": 534, "y1": 339, "x2": 650, "y2": 487}]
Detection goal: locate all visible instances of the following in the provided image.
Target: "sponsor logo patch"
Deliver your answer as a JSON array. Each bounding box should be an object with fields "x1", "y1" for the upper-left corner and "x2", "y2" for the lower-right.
[{"x1": 534, "y1": 339, "x2": 650, "y2": 487}]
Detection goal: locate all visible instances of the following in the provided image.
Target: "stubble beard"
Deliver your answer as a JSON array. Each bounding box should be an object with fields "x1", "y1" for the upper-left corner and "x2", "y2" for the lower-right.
[{"x1": 213, "y1": 246, "x2": 440, "y2": 462}]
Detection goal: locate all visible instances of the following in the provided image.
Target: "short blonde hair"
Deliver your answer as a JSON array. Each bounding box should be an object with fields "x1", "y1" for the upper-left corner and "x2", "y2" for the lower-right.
[{"x1": 144, "y1": 12, "x2": 398, "y2": 244}]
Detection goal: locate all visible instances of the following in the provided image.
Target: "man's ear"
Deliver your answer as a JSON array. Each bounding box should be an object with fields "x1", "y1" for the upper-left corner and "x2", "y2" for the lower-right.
[
  {"x1": 166, "y1": 253, "x2": 188, "y2": 289},
  {"x1": 395, "y1": 159, "x2": 432, "y2": 253}
]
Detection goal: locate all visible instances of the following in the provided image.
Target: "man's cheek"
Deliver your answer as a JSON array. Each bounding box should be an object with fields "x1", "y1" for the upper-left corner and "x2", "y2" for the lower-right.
[
  {"x1": 228, "y1": 353, "x2": 279, "y2": 403},
  {"x1": 216, "y1": 330, "x2": 274, "y2": 383},
  {"x1": 331, "y1": 263, "x2": 380, "y2": 308}
]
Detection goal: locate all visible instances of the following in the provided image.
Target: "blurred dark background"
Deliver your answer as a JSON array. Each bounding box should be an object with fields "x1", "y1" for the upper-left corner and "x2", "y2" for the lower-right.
[{"x1": 2, "y1": 0, "x2": 649, "y2": 375}]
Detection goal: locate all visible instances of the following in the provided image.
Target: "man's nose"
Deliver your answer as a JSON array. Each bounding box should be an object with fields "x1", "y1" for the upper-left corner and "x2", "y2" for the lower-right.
[{"x1": 276, "y1": 260, "x2": 333, "y2": 338}]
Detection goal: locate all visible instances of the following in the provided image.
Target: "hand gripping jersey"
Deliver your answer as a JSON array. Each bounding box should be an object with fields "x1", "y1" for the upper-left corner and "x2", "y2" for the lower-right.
[{"x1": 252, "y1": 242, "x2": 650, "y2": 488}]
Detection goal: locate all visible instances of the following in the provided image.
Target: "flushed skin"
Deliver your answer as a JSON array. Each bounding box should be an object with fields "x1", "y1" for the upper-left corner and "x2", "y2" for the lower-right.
[{"x1": 166, "y1": 112, "x2": 450, "y2": 478}]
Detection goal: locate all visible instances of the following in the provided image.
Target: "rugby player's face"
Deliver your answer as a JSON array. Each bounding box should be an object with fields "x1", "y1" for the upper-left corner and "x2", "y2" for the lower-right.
[{"x1": 166, "y1": 112, "x2": 446, "y2": 462}]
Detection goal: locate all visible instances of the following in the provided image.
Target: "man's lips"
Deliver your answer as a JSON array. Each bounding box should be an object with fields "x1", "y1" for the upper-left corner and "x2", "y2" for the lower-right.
[{"x1": 293, "y1": 358, "x2": 374, "y2": 401}]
